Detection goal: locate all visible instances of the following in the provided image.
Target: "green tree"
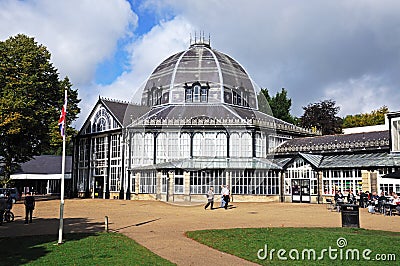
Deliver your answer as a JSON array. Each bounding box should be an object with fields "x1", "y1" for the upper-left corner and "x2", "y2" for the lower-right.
[
  {"x1": 0, "y1": 34, "x2": 80, "y2": 184},
  {"x1": 343, "y1": 106, "x2": 389, "y2": 128},
  {"x1": 300, "y1": 99, "x2": 342, "y2": 135},
  {"x1": 258, "y1": 88, "x2": 296, "y2": 124}
]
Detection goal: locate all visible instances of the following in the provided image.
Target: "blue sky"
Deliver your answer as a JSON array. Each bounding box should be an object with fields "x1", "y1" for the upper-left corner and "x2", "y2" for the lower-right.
[{"x1": 1, "y1": 0, "x2": 400, "y2": 128}]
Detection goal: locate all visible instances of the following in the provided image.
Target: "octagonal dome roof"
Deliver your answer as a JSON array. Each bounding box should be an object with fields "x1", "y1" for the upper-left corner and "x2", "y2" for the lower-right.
[{"x1": 141, "y1": 41, "x2": 259, "y2": 109}]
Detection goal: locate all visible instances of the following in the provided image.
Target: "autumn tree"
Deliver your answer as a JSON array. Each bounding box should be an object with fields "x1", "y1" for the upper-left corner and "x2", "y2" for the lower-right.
[
  {"x1": 0, "y1": 34, "x2": 80, "y2": 184},
  {"x1": 258, "y1": 88, "x2": 296, "y2": 124},
  {"x1": 343, "y1": 106, "x2": 389, "y2": 128},
  {"x1": 300, "y1": 99, "x2": 342, "y2": 135}
]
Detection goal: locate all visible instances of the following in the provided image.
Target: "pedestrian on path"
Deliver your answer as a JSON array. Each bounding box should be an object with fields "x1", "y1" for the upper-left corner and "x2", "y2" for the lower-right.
[
  {"x1": 204, "y1": 187, "x2": 214, "y2": 210},
  {"x1": 24, "y1": 192, "x2": 35, "y2": 224},
  {"x1": 0, "y1": 194, "x2": 6, "y2": 225},
  {"x1": 223, "y1": 185, "x2": 230, "y2": 209}
]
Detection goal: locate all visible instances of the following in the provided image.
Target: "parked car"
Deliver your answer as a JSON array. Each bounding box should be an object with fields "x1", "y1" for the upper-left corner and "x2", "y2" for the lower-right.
[{"x1": 0, "y1": 188, "x2": 20, "y2": 203}]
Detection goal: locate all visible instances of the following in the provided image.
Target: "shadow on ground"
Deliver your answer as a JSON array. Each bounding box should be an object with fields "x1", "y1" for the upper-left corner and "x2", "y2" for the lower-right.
[{"x1": 0, "y1": 217, "x2": 104, "y2": 265}]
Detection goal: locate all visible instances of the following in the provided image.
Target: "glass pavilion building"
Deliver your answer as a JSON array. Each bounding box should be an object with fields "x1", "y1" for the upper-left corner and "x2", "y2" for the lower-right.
[{"x1": 73, "y1": 39, "x2": 400, "y2": 203}]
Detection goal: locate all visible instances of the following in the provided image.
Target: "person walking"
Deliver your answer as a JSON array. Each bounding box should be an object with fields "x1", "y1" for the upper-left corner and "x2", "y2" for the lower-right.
[
  {"x1": 24, "y1": 192, "x2": 35, "y2": 224},
  {"x1": 220, "y1": 185, "x2": 227, "y2": 208},
  {"x1": 0, "y1": 194, "x2": 6, "y2": 225},
  {"x1": 204, "y1": 187, "x2": 214, "y2": 210},
  {"x1": 222, "y1": 185, "x2": 230, "y2": 210}
]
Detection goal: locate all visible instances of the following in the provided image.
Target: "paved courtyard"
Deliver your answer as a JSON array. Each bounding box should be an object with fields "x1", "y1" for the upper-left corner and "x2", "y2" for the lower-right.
[{"x1": 1, "y1": 199, "x2": 399, "y2": 265}]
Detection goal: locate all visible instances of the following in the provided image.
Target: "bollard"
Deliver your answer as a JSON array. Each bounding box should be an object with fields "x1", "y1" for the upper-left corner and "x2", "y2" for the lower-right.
[{"x1": 105, "y1": 216, "x2": 109, "y2": 232}]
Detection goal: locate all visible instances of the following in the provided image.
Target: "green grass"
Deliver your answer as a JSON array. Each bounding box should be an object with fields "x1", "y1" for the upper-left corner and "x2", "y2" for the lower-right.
[
  {"x1": 186, "y1": 227, "x2": 400, "y2": 265},
  {"x1": 1, "y1": 232, "x2": 175, "y2": 265}
]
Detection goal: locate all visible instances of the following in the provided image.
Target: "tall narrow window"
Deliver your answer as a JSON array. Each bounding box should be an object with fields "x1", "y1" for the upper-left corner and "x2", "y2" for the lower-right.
[
  {"x1": 193, "y1": 84, "x2": 200, "y2": 102},
  {"x1": 185, "y1": 87, "x2": 192, "y2": 102},
  {"x1": 201, "y1": 87, "x2": 208, "y2": 102}
]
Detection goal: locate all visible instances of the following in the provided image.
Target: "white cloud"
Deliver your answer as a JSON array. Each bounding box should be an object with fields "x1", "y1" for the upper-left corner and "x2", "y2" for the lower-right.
[
  {"x1": 98, "y1": 17, "x2": 193, "y2": 102},
  {"x1": 2, "y1": 0, "x2": 400, "y2": 127},
  {"x1": 0, "y1": 0, "x2": 137, "y2": 85},
  {"x1": 324, "y1": 75, "x2": 399, "y2": 117}
]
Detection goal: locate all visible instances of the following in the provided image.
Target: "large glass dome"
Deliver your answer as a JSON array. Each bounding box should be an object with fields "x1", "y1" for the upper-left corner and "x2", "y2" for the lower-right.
[{"x1": 141, "y1": 41, "x2": 259, "y2": 109}]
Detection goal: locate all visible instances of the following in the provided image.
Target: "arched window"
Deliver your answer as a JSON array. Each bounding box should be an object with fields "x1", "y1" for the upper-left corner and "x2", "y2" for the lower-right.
[
  {"x1": 156, "y1": 133, "x2": 167, "y2": 163},
  {"x1": 185, "y1": 82, "x2": 209, "y2": 103},
  {"x1": 241, "y1": 132, "x2": 252, "y2": 157},
  {"x1": 92, "y1": 107, "x2": 112, "y2": 133},
  {"x1": 216, "y1": 133, "x2": 227, "y2": 157},
  {"x1": 204, "y1": 132, "x2": 216, "y2": 157},
  {"x1": 143, "y1": 133, "x2": 154, "y2": 165},
  {"x1": 180, "y1": 133, "x2": 191, "y2": 158},
  {"x1": 193, "y1": 133, "x2": 204, "y2": 157},
  {"x1": 230, "y1": 133, "x2": 240, "y2": 157},
  {"x1": 193, "y1": 84, "x2": 201, "y2": 102}
]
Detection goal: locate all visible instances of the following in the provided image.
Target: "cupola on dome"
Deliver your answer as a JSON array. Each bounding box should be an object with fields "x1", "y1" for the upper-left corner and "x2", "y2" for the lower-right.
[{"x1": 141, "y1": 38, "x2": 259, "y2": 109}]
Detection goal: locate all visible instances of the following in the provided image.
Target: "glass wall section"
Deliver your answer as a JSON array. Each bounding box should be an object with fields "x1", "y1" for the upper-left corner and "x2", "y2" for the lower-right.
[
  {"x1": 231, "y1": 170, "x2": 280, "y2": 195},
  {"x1": 190, "y1": 170, "x2": 225, "y2": 194},
  {"x1": 143, "y1": 133, "x2": 154, "y2": 165},
  {"x1": 77, "y1": 138, "x2": 89, "y2": 192},
  {"x1": 241, "y1": 132, "x2": 252, "y2": 157},
  {"x1": 269, "y1": 135, "x2": 291, "y2": 153},
  {"x1": 204, "y1": 132, "x2": 216, "y2": 157},
  {"x1": 322, "y1": 170, "x2": 362, "y2": 195},
  {"x1": 180, "y1": 133, "x2": 191, "y2": 158},
  {"x1": 168, "y1": 132, "x2": 179, "y2": 160},
  {"x1": 161, "y1": 171, "x2": 168, "y2": 193},
  {"x1": 92, "y1": 137, "x2": 108, "y2": 177},
  {"x1": 391, "y1": 118, "x2": 400, "y2": 152},
  {"x1": 230, "y1": 133, "x2": 240, "y2": 157},
  {"x1": 131, "y1": 132, "x2": 143, "y2": 166},
  {"x1": 255, "y1": 132, "x2": 266, "y2": 158},
  {"x1": 378, "y1": 168, "x2": 400, "y2": 194},
  {"x1": 109, "y1": 134, "x2": 121, "y2": 192},
  {"x1": 156, "y1": 133, "x2": 167, "y2": 163},
  {"x1": 193, "y1": 133, "x2": 203, "y2": 157},
  {"x1": 284, "y1": 158, "x2": 317, "y2": 195},
  {"x1": 229, "y1": 132, "x2": 253, "y2": 158},
  {"x1": 139, "y1": 171, "x2": 156, "y2": 193},
  {"x1": 215, "y1": 133, "x2": 227, "y2": 157},
  {"x1": 174, "y1": 170, "x2": 184, "y2": 194}
]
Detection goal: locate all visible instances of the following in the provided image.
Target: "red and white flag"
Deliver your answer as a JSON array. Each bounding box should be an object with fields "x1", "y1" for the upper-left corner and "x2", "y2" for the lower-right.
[{"x1": 58, "y1": 93, "x2": 67, "y2": 137}]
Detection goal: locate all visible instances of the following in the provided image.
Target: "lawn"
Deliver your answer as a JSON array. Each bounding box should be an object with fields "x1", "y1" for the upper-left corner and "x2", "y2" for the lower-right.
[
  {"x1": 186, "y1": 227, "x2": 400, "y2": 265},
  {"x1": 1, "y1": 232, "x2": 175, "y2": 265}
]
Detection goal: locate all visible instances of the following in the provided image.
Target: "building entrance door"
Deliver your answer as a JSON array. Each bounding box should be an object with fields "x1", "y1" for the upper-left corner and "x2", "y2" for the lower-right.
[
  {"x1": 94, "y1": 176, "x2": 104, "y2": 199},
  {"x1": 291, "y1": 179, "x2": 311, "y2": 203}
]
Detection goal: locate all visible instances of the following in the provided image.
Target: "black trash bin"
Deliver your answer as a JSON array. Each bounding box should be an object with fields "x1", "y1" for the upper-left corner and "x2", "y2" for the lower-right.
[{"x1": 341, "y1": 204, "x2": 360, "y2": 228}]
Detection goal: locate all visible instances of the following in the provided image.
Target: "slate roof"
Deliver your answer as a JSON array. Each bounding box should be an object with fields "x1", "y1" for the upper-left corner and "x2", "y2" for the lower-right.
[
  {"x1": 274, "y1": 130, "x2": 390, "y2": 155},
  {"x1": 130, "y1": 103, "x2": 317, "y2": 136},
  {"x1": 101, "y1": 98, "x2": 150, "y2": 126},
  {"x1": 14, "y1": 155, "x2": 72, "y2": 174},
  {"x1": 276, "y1": 152, "x2": 400, "y2": 169}
]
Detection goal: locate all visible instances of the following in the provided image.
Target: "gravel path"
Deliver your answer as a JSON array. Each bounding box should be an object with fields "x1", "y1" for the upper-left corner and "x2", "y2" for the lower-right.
[{"x1": 1, "y1": 199, "x2": 399, "y2": 265}]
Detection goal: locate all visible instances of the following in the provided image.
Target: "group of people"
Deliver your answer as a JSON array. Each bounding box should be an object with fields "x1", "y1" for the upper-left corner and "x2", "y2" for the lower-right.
[
  {"x1": 335, "y1": 189, "x2": 400, "y2": 215},
  {"x1": 0, "y1": 191, "x2": 35, "y2": 225},
  {"x1": 204, "y1": 185, "x2": 231, "y2": 210},
  {"x1": 364, "y1": 191, "x2": 400, "y2": 214}
]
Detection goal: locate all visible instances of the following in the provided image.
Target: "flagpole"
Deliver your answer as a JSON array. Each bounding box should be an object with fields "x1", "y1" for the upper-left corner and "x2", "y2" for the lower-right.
[{"x1": 58, "y1": 89, "x2": 67, "y2": 245}]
